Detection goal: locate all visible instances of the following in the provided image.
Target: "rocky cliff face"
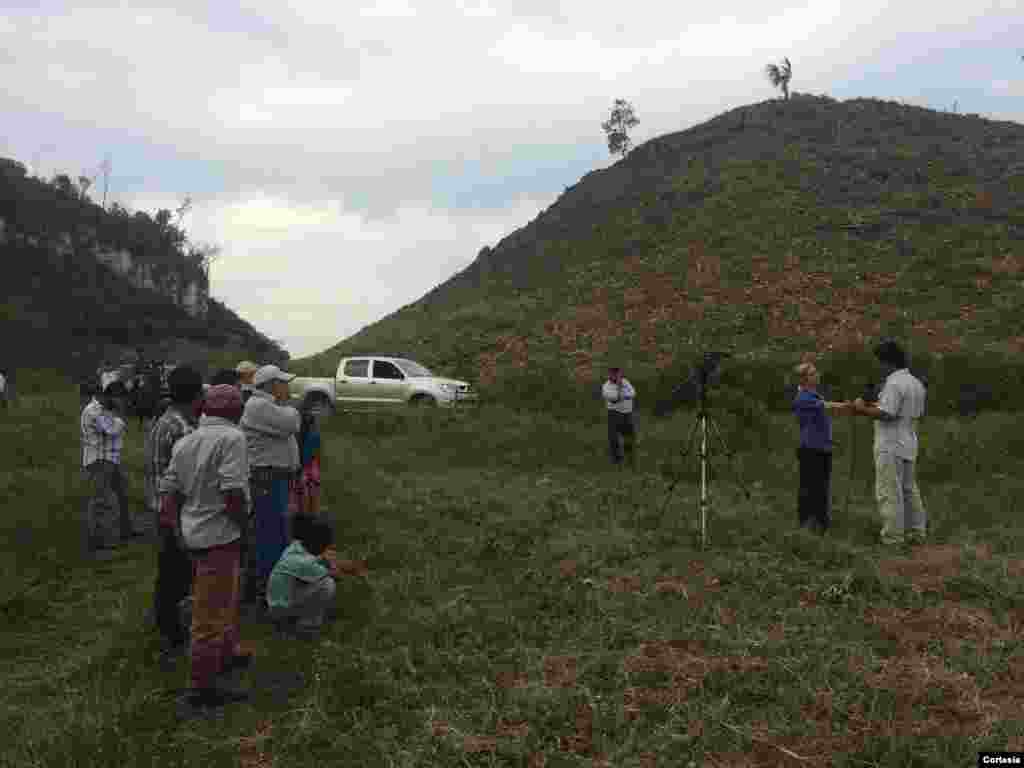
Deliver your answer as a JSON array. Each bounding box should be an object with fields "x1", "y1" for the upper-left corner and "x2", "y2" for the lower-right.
[{"x1": 0, "y1": 216, "x2": 208, "y2": 318}]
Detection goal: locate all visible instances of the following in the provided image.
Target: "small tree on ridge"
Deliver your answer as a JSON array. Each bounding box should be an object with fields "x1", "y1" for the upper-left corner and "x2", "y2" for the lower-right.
[{"x1": 602, "y1": 99, "x2": 639, "y2": 158}]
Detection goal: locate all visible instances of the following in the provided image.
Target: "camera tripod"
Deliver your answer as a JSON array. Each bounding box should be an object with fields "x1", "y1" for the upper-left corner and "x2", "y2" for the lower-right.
[{"x1": 660, "y1": 387, "x2": 752, "y2": 549}]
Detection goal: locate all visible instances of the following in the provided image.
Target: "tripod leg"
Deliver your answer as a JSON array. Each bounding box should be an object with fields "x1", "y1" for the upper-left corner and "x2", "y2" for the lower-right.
[
  {"x1": 660, "y1": 412, "x2": 703, "y2": 516},
  {"x1": 705, "y1": 416, "x2": 754, "y2": 501}
]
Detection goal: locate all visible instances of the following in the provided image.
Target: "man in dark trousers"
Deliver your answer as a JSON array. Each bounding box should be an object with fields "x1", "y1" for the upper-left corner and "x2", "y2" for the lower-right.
[
  {"x1": 150, "y1": 365, "x2": 204, "y2": 666},
  {"x1": 792, "y1": 361, "x2": 853, "y2": 533},
  {"x1": 602, "y1": 366, "x2": 637, "y2": 468}
]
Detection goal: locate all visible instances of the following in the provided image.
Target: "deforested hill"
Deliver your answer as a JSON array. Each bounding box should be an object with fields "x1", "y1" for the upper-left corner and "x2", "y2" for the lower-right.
[
  {"x1": 298, "y1": 94, "x2": 1024, "y2": 411},
  {"x1": 0, "y1": 156, "x2": 286, "y2": 386}
]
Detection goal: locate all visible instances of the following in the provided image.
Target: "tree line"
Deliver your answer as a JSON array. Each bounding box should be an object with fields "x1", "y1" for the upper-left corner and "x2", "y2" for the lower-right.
[{"x1": 0, "y1": 157, "x2": 216, "y2": 284}]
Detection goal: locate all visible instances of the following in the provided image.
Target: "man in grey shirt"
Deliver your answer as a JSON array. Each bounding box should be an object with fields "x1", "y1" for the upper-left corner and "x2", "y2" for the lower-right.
[
  {"x1": 240, "y1": 365, "x2": 300, "y2": 605},
  {"x1": 852, "y1": 339, "x2": 928, "y2": 545}
]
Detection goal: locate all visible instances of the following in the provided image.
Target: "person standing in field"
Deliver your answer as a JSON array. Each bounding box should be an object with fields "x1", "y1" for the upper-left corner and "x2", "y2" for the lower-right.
[
  {"x1": 240, "y1": 365, "x2": 300, "y2": 607},
  {"x1": 289, "y1": 404, "x2": 322, "y2": 517},
  {"x1": 851, "y1": 339, "x2": 928, "y2": 545},
  {"x1": 602, "y1": 366, "x2": 637, "y2": 468},
  {"x1": 0, "y1": 368, "x2": 7, "y2": 409},
  {"x1": 159, "y1": 384, "x2": 253, "y2": 710},
  {"x1": 80, "y1": 379, "x2": 132, "y2": 558},
  {"x1": 149, "y1": 365, "x2": 204, "y2": 665},
  {"x1": 792, "y1": 361, "x2": 853, "y2": 533},
  {"x1": 236, "y1": 361, "x2": 258, "y2": 405}
]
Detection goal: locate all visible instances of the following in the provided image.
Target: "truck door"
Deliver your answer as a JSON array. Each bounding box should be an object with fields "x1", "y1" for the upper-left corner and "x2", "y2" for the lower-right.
[
  {"x1": 370, "y1": 359, "x2": 408, "y2": 404},
  {"x1": 337, "y1": 359, "x2": 371, "y2": 405}
]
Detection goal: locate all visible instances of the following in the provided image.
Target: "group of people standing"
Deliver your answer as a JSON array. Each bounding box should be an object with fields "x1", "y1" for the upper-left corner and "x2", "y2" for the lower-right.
[
  {"x1": 602, "y1": 339, "x2": 928, "y2": 546},
  {"x1": 80, "y1": 359, "x2": 338, "y2": 713},
  {"x1": 793, "y1": 338, "x2": 928, "y2": 544}
]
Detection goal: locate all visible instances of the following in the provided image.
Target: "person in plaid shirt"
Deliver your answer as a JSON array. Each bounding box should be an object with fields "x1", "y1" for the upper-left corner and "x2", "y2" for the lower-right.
[
  {"x1": 80, "y1": 379, "x2": 131, "y2": 558},
  {"x1": 149, "y1": 365, "x2": 204, "y2": 664}
]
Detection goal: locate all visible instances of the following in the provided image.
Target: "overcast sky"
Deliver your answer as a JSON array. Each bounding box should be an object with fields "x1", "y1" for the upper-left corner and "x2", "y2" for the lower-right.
[{"x1": 2, "y1": 2, "x2": 1022, "y2": 358}]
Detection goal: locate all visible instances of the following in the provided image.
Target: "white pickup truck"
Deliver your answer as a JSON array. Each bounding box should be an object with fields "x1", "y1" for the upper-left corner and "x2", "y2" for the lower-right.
[{"x1": 289, "y1": 355, "x2": 477, "y2": 414}]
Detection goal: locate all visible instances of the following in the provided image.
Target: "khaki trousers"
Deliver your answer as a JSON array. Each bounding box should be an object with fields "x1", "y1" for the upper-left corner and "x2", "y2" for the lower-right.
[{"x1": 874, "y1": 450, "x2": 927, "y2": 544}]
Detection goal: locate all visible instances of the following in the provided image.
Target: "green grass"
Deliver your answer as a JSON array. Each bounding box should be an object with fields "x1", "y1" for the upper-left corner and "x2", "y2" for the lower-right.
[{"x1": 2, "y1": 379, "x2": 1023, "y2": 767}]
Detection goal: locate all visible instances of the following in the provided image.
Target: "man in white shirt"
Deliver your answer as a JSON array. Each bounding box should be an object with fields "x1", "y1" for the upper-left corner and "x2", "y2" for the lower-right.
[
  {"x1": 80, "y1": 380, "x2": 131, "y2": 557},
  {"x1": 852, "y1": 339, "x2": 928, "y2": 545},
  {"x1": 602, "y1": 366, "x2": 637, "y2": 468}
]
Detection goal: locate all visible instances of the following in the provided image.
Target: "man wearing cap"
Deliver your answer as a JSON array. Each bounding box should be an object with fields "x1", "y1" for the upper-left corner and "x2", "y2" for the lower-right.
[
  {"x1": 159, "y1": 384, "x2": 253, "y2": 710},
  {"x1": 240, "y1": 364, "x2": 301, "y2": 606},
  {"x1": 81, "y1": 379, "x2": 132, "y2": 557},
  {"x1": 602, "y1": 366, "x2": 637, "y2": 468},
  {"x1": 851, "y1": 339, "x2": 928, "y2": 545},
  {"x1": 236, "y1": 361, "x2": 258, "y2": 405}
]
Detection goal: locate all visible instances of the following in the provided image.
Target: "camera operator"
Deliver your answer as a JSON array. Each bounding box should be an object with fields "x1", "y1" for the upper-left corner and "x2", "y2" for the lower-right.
[
  {"x1": 792, "y1": 362, "x2": 853, "y2": 533},
  {"x1": 602, "y1": 366, "x2": 637, "y2": 468},
  {"x1": 849, "y1": 340, "x2": 927, "y2": 545}
]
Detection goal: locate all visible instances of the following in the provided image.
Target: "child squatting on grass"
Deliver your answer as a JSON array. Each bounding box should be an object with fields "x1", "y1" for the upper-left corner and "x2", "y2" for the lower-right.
[{"x1": 266, "y1": 513, "x2": 339, "y2": 638}]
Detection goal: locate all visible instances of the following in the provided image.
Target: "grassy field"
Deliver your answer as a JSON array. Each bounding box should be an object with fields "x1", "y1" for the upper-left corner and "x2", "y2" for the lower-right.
[{"x1": 2, "y1": 380, "x2": 1023, "y2": 767}]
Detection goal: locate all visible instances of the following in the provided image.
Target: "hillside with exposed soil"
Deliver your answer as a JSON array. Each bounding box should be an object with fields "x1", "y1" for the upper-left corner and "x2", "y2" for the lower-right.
[{"x1": 296, "y1": 94, "x2": 1024, "y2": 406}]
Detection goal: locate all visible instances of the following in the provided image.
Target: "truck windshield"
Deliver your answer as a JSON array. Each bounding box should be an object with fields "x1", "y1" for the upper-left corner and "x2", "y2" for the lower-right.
[{"x1": 396, "y1": 360, "x2": 433, "y2": 378}]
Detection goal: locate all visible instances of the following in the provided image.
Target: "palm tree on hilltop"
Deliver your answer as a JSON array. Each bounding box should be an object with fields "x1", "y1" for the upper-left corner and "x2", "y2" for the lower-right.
[{"x1": 765, "y1": 57, "x2": 792, "y2": 100}]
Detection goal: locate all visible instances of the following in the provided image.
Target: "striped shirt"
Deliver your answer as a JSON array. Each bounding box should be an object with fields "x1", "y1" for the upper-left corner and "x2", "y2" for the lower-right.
[
  {"x1": 81, "y1": 397, "x2": 127, "y2": 467},
  {"x1": 149, "y1": 405, "x2": 196, "y2": 523}
]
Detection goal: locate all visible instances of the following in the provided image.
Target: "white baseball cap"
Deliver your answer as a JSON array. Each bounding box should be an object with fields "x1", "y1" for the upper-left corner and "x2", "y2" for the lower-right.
[{"x1": 252, "y1": 364, "x2": 296, "y2": 386}]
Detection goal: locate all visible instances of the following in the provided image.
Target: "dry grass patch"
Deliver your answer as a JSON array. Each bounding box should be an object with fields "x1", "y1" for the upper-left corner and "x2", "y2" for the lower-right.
[
  {"x1": 430, "y1": 720, "x2": 450, "y2": 737},
  {"x1": 239, "y1": 720, "x2": 274, "y2": 768},
  {"x1": 495, "y1": 718, "x2": 530, "y2": 738},
  {"x1": 862, "y1": 655, "x2": 996, "y2": 737},
  {"x1": 543, "y1": 655, "x2": 578, "y2": 687},
  {"x1": 463, "y1": 734, "x2": 498, "y2": 753},
  {"x1": 495, "y1": 670, "x2": 529, "y2": 689},
  {"x1": 877, "y1": 543, "x2": 964, "y2": 591},
  {"x1": 607, "y1": 574, "x2": 642, "y2": 593},
  {"x1": 559, "y1": 702, "x2": 595, "y2": 755},
  {"x1": 865, "y1": 602, "x2": 1008, "y2": 653},
  {"x1": 622, "y1": 640, "x2": 768, "y2": 719}
]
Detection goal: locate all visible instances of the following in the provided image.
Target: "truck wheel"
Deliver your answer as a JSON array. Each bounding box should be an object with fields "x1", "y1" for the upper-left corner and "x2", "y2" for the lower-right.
[
  {"x1": 306, "y1": 393, "x2": 334, "y2": 420},
  {"x1": 409, "y1": 394, "x2": 436, "y2": 407}
]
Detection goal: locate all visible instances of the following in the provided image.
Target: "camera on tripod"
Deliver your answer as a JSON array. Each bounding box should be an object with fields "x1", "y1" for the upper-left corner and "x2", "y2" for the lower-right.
[{"x1": 654, "y1": 351, "x2": 731, "y2": 418}]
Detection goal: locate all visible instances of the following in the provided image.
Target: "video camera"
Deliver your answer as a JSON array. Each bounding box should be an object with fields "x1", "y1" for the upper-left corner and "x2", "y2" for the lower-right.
[{"x1": 654, "y1": 351, "x2": 731, "y2": 417}]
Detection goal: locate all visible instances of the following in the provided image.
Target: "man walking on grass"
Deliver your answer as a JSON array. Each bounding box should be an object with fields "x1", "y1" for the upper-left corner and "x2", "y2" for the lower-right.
[
  {"x1": 81, "y1": 379, "x2": 134, "y2": 558},
  {"x1": 602, "y1": 366, "x2": 637, "y2": 468},
  {"x1": 792, "y1": 361, "x2": 854, "y2": 533},
  {"x1": 851, "y1": 339, "x2": 928, "y2": 545},
  {"x1": 150, "y1": 365, "x2": 204, "y2": 666},
  {"x1": 160, "y1": 384, "x2": 253, "y2": 710}
]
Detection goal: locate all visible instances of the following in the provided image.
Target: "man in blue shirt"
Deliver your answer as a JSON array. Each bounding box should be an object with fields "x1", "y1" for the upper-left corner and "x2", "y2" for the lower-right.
[{"x1": 792, "y1": 362, "x2": 852, "y2": 532}]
